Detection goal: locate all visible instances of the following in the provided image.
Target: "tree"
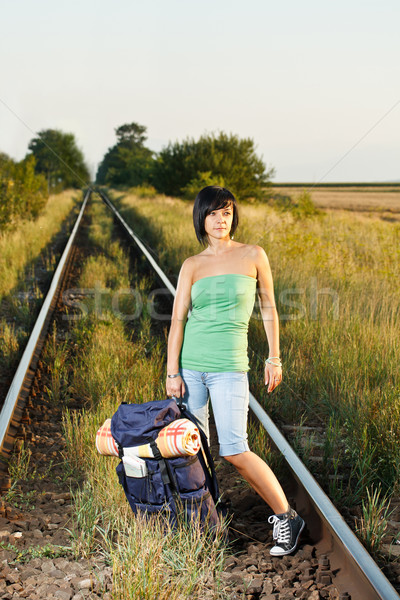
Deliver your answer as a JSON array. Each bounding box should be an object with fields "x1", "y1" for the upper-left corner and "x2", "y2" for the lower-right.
[
  {"x1": 28, "y1": 129, "x2": 90, "y2": 191},
  {"x1": 0, "y1": 153, "x2": 48, "y2": 231},
  {"x1": 115, "y1": 123, "x2": 147, "y2": 145},
  {"x1": 152, "y1": 131, "x2": 274, "y2": 201},
  {"x1": 96, "y1": 122, "x2": 154, "y2": 186}
]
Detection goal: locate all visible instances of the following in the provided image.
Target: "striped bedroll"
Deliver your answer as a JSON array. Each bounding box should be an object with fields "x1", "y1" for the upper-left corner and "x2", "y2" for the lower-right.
[{"x1": 96, "y1": 418, "x2": 200, "y2": 458}]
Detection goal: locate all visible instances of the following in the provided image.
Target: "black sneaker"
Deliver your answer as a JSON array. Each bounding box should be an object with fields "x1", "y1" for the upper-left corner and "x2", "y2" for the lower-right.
[{"x1": 268, "y1": 507, "x2": 305, "y2": 556}]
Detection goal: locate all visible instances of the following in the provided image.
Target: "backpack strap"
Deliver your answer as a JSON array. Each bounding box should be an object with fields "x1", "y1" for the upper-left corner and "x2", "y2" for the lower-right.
[
  {"x1": 148, "y1": 438, "x2": 180, "y2": 502},
  {"x1": 174, "y1": 398, "x2": 222, "y2": 507}
]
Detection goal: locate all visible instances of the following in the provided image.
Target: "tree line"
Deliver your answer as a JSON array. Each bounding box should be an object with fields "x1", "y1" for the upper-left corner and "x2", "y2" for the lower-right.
[
  {"x1": 0, "y1": 121, "x2": 273, "y2": 231},
  {"x1": 96, "y1": 122, "x2": 274, "y2": 201},
  {"x1": 0, "y1": 129, "x2": 89, "y2": 231}
]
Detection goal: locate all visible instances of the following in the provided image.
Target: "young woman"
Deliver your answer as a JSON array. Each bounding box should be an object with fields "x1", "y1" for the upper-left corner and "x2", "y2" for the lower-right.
[{"x1": 166, "y1": 186, "x2": 304, "y2": 556}]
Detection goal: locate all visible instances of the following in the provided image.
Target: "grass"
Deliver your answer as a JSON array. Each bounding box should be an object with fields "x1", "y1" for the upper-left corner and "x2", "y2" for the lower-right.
[
  {"x1": 272, "y1": 185, "x2": 400, "y2": 214},
  {"x1": 0, "y1": 189, "x2": 79, "y2": 299},
  {"x1": 7, "y1": 441, "x2": 34, "y2": 481},
  {"x1": 106, "y1": 189, "x2": 400, "y2": 513},
  {"x1": 39, "y1": 194, "x2": 230, "y2": 599},
  {"x1": 0, "y1": 189, "x2": 79, "y2": 388},
  {"x1": 356, "y1": 486, "x2": 393, "y2": 556}
]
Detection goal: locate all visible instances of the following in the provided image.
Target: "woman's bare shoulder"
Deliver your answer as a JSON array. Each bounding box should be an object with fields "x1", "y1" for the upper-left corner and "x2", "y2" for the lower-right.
[
  {"x1": 237, "y1": 243, "x2": 267, "y2": 259},
  {"x1": 179, "y1": 256, "x2": 200, "y2": 281}
]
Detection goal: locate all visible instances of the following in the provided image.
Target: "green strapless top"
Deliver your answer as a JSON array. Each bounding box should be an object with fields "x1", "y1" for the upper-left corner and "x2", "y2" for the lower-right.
[{"x1": 179, "y1": 274, "x2": 257, "y2": 372}]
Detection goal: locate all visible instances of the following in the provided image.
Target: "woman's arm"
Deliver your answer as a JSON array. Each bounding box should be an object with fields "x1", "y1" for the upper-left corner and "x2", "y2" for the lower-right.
[
  {"x1": 254, "y1": 246, "x2": 282, "y2": 393},
  {"x1": 166, "y1": 258, "x2": 194, "y2": 398}
]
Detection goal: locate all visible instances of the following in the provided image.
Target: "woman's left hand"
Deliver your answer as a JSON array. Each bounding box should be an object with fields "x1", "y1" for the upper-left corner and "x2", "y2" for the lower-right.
[{"x1": 265, "y1": 363, "x2": 282, "y2": 393}]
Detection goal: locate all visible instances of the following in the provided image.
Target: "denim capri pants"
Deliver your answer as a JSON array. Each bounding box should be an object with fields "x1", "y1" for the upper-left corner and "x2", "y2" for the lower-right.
[{"x1": 179, "y1": 368, "x2": 250, "y2": 456}]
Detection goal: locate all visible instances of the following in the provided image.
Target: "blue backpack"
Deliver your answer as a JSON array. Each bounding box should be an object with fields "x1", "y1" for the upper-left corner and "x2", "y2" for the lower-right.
[{"x1": 111, "y1": 398, "x2": 225, "y2": 530}]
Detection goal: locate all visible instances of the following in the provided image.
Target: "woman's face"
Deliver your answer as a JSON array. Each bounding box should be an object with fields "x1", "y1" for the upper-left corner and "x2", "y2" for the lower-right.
[{"x1": 204, "y1": 203, "x2": 234, "y2": 241}]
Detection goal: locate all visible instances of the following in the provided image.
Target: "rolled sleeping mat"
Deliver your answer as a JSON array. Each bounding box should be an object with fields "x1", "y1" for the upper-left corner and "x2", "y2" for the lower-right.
[
  {"x1": 124, "y1": 418, "x2": 201, "y2": 459},
  {"x1": 95, "y1": 419, "x2": 119, "y2": 456},
  {"x1": 96, "y1": 418, "x2": 201, "y2": 458}
]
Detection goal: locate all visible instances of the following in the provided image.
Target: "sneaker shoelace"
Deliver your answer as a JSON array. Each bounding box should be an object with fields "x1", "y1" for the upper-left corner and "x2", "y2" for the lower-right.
[{"x1": 268, "y1": 515, "x2": 291, "y2": 544}]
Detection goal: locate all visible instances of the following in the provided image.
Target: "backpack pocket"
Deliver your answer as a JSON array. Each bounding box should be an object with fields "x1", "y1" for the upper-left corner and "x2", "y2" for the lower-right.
[
  {"x1": 170, "y1": 455, "x2": 206, "y2": 493},
  {"x1": 117, "y1": 459, "x2": 166, "y2": 505},
  {"x1": 178, "y1": 490, "x2": 220, "y2": 529}
]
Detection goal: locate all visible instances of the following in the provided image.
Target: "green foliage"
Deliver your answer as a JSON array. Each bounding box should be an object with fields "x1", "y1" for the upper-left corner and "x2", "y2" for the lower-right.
[
  {"x1": 115, "y1": 122, "x2": 147, "y2": 145},
  {"x1": 247, "y1": 420, "x2": 283, "y2": 474},
  {"x1": 153, "y1": 131, "x2": 274, "y2": 201},
  {"x1": 0, "y1": 541, "x2": 71, "y2": 564},
  {"x1": 0, "y1": 153, "x2": 48, "y2": 230},
  {"x1": 67, "y1": 481, "x2": 104, "y2": 558},
  {"x1": 96, "y1": 122, "x2": 154, "y2": 187},
  {"x1": 28, "y1": 128, "x2": 90, "y2": 191},
  {"x1": 128, "y1": 184, "x2": 158, "y2": 198},
  {"x1": 181, "y1": 171, "x2": 225, "y2": 200},
  {"x1": 4, "y1": 485, "x2": 36, "y2": 510},
  {"x1": 356, "y1": 487, "x2": 393, "y2": 555},
  {"x1": 272, "y1": 189, "x2": 321, "y2": 218}
]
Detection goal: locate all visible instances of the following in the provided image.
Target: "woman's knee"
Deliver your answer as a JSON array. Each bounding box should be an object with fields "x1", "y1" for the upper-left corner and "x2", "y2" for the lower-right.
[{"x1": 223, "y1": 451, "x2": 249, "y2": 467}]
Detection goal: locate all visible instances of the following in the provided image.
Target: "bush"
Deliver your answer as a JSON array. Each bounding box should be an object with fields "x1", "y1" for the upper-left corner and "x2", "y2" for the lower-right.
[
  {"x1": 152, "y1": 131, "x2": 274, "y2": 201},
  {"x1": 128, "y1": 184, "x2": 158, "y2": 199},
  {"x1": 271, "y1": 189, "x2": 321, "y2": 218},
  {"x1": 181, "y1": 171, "x2": 226, "y2": 200},
  {"x1": 0, "y1": 154, "x2": 48, "y2": 231}
]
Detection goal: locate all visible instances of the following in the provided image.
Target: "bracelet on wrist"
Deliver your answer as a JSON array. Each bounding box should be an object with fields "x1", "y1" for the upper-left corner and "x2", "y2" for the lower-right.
[
  {"x1": 167, "y1": 373, "x2": 181, "y2": 378},
  {"x1": 265, "y1": 357, "x2": 282, "y2": 367}
]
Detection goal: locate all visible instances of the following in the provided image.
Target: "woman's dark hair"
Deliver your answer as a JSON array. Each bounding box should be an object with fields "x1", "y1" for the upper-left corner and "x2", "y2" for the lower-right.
[{"x1": 193, "y1": 186, "x2": 239, "y2": 245}]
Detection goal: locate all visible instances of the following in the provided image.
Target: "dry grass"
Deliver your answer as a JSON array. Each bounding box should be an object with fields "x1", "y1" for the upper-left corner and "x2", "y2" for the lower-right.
[
  {"x1": 0, "y1": 190, "x2": 79, "y2": 299},
  {"x1": 0, "y1": 190, "x2": 79, "y2": 385},
  {"x1": 272, "y1": 185, "x2": 400, "y2": 215}
]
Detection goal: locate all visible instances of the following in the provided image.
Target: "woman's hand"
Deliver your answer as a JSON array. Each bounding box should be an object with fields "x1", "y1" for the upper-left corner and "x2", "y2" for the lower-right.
[
  {"x1": 265, "y1": 363, "x2": 282, "y2": 393},
  {"x1": 166, "y1": 374, "x2": 186, "y2": 400}
]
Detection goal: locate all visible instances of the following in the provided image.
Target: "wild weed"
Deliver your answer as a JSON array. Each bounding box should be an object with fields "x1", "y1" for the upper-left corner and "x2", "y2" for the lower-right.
[
  {"x1": 0, "y1": 541, "x2": 71, "y2": 564},
  {"x1": 43, "y1": 323, "x2": 70, "y2": 404},
  {"x1": 7, "y1": 442, "x2": 35, "y2": 481},
  {"x1": 356, "y1": 487, "x2": 393, "y2": 556},
  {"x1": 67, "y1": 480, "x2": 104, "y2": 559},
  {"x1": 4, "y1": 484, "x2": 36, "y2": 510},
  {"x1": 0, "y1": 319, "x2": 21, "y2": 370}
]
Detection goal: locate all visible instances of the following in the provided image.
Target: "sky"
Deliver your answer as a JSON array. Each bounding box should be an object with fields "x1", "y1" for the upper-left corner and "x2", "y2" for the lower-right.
[{"x1": 1, "y1": 0, "x2": 399, "y2": 182}]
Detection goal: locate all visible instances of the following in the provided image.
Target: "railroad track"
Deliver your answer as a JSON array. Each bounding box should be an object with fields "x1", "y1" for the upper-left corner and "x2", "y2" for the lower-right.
[{"x1": 0, "y1": 188, "x2": 398, "y2": 600}]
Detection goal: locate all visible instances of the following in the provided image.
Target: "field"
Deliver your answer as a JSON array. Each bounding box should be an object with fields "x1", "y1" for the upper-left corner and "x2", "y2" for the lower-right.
[{"x1": 272, "y1": 184, "x2": 400, "y2": 217}]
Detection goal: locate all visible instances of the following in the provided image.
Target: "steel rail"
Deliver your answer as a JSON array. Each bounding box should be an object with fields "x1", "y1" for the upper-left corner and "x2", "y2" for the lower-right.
[
  {"x1": 249, "y1": 398, "x2": 399, "y2": 600},
  {"x1": 98, "y1": 190, "x2": 399, "y2": 600},
  {"x1": 0, "y1": 190, "x2": 91, "y2": 462},
  {"x1": 100, "y1": 191, "x2": 176, "y2": 297}
]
